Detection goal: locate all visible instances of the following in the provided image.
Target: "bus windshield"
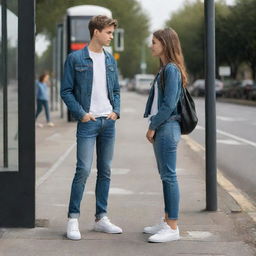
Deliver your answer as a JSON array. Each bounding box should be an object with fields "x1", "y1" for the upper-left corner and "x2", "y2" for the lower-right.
[{"x1": 70, "y1": 17, "x2": 92, "y2": 43}]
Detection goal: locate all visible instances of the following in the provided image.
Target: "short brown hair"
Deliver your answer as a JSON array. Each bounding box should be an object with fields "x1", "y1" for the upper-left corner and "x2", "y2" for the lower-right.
[{"x1": 88, "y1": 15, "x2": 117, "y2": 39}]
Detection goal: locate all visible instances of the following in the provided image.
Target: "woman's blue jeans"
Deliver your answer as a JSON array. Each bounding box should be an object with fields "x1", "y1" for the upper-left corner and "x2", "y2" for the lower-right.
[
  {"x1": 35, "y1": 99, "x2": 50, "y2": 122},
  {"x1": 153, "y1": 120, "x2": 181, "y2": 220},
  {"x1": 68, "y1": 117, "x2": 116, "y2": 220}
]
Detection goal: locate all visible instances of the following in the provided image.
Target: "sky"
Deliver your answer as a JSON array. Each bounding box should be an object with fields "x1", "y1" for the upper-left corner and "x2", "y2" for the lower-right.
[
  {"x1": 35, "y1": 0, "x2": 235, "y2": 56},
  {"x1": 137, "y1": 0, "x2": 235, "y2": 32}
]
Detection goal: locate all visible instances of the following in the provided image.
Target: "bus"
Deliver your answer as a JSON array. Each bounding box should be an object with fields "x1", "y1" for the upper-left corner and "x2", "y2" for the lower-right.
[{"x1": 64, "y1": 5, "x2": 112, "y2": 54}]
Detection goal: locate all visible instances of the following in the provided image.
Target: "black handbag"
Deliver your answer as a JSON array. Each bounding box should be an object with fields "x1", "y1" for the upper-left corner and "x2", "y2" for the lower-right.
[
  {"x1": 160, "y1": 65, "x2": 198, "y2": 135},
  {"x1": 178, "y1": 87, "x2": 198, "y2": 134}
]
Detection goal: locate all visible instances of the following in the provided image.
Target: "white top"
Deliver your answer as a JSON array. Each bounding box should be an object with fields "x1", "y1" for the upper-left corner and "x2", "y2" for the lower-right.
[
  {"x1": 67, "y1": 5, "x2": 112, "y2": 17},
  {"x1": 89, "y1": 50, "x2": 113, "y2": 117},
  {"x1": 148, "y1": 80, "x2": 159, "y2": 122}
]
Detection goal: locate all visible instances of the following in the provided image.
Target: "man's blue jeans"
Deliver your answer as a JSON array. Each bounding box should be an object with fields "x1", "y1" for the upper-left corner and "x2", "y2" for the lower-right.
[
  {"x1": 68, "y1": 117, "x2": 116, "y2": 220},
  {"x1": 153, "y1": 120, "x2": 181, "y2": 220}
]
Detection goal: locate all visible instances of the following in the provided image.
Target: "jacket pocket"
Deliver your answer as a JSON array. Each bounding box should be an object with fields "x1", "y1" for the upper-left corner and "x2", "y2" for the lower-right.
[{"x1": 75, "y1": 66, "x2": 89, "y2": 72}]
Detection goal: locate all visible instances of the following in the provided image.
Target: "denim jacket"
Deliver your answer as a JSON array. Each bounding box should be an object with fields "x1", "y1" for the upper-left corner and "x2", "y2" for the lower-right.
[
  {"x1": 144, "y1": 63, "x2": 182, "y2": 130},
  {"x1": 61, "y1": 46, "x2": 120, "y2": 120}
]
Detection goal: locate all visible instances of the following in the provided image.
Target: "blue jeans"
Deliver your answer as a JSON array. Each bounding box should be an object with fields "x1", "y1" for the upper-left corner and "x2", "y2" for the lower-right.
[
  {"x1": 35, "y1": 99, "x2": 50, "y2": 122},
  {"x1": 153, "y1": 120, "x2": 181, "y2": 220},
  {"x1": 68, "y1": 117, "x2": 116, "y2": 220}
]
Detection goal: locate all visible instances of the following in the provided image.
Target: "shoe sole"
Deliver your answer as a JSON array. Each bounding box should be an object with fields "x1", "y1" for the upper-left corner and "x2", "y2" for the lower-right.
[
  {"x1": 93, "y1": 228, "x2": 122, "y2": 234},
  {"x1": 66, "y1": 234, "x2": 81, "y2": 240},
  {"x1": 148, "y1": 236, "x2": 180, "y2": 243},
  {"x1": 143, "y1": 230, "x2": 156, "y2": 234}
]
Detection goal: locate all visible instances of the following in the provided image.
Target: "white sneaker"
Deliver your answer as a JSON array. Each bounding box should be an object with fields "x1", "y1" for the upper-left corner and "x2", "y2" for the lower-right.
[
  {"x1": 67, "y1": 218, "x2": 81, "y2": 240},
  {"x1": 93, "y1": 216, "x2": 122, "y2": 234},
  {"x1": 47, "y1": 122, "x2": 55, "y2": 127},
  {"x1": 148, "y1": 223, "x2": 180, "y2": 243},
  {"x1": 143, "y1": 218, "x2": 166, "y2": 234}
]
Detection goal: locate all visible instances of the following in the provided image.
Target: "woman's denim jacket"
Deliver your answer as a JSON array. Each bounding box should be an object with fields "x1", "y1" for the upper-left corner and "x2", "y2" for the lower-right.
[
  {"x1": 144, "y1": 63, "x2": 182, "y2": 130},
  {"x1": 61, "y1": 46, "x2": 120, "y2": 120}
]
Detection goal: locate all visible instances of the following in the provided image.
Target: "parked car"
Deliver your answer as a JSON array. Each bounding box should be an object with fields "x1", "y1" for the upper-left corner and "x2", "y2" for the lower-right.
[
  {"x1": 247, "y1": 83, "x2": 256, "y2": 101},
  {"x1": 222, "y1": 80, "x2": 255, "y2": 100},
  {"x1": 190, "y1": 79, "x2": 224, "y2": 97},
  {"x1": 134, "y1": 74, "x2": 155, "y2": 94}
]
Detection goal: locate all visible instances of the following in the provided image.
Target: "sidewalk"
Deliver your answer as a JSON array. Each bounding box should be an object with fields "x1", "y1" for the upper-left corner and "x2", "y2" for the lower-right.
[{"x1": 0, "y1": 91, "x2": 255, "y2": 256}]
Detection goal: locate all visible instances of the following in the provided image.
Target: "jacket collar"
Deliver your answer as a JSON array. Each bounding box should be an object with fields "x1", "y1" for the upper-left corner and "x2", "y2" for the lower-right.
[{"x1": 82, "y1": 45, "x2": 110, "y2": 60}]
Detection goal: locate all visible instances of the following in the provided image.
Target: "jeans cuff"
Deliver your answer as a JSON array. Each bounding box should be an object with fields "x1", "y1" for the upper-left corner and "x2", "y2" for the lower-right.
[
  {"x1": 95, "y1": 212, "x2": 107, "y2": 220},
  {"x1": 68, "y1": 212, "x2": 80, "y2": 219}
]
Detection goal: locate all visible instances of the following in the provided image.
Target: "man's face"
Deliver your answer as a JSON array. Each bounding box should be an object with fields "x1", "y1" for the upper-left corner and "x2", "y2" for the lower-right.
[{"x1": 94, "y1": 25, "x2": 115, "y2": 46}]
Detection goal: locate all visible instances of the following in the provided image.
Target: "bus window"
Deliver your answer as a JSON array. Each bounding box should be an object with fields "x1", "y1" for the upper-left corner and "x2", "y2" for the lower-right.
[{"x1": 70, "y1": 17, "x2": 91, "y2": 43}]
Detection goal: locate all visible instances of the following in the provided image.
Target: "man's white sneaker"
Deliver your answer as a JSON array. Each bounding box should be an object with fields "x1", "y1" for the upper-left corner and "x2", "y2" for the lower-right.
[
  {"x1": 143, "y1": 218, "x2": 166, "y2": 234},
  {"x1": 67, "y1": 218, "x2": 81, "y2": 240},
  {"x1": 148, "y1": 223, "x2": 180, "y2": 243},
  {"x1": 93, "y1": 216, "x2": 122, "y2": 234}
]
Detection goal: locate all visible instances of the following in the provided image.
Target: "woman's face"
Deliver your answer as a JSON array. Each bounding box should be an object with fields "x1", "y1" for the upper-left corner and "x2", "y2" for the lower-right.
[
  {"x1": 151, "y1": 36, "x2": 163, "y2": 57},
  {"x1": 43, "y1": 75, "x2": 49, "y2": 83}
]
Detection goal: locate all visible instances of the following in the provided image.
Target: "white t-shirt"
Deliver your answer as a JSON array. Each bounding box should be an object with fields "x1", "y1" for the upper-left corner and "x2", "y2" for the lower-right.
[
  {"x1": 148, "y1": 80, "x2": 159, "y2": 122},
  {"x1": 89, "y1": 50, "x2": 113, "y2": 117}
]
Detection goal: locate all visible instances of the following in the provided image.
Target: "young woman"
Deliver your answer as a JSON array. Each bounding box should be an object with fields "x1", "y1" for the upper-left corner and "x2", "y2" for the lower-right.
[
  {"x1": 35, "y1": 73, "x2": 54, "y2": 127},
  {"x1": 143, "y1": 28, "x2": 188, "y2": 243}
]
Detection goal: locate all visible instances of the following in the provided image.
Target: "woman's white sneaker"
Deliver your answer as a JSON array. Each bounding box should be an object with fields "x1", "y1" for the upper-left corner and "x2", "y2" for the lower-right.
[
  {"x1": 148, "y1": 223, "x2": 180, "y2": 243},
  {"x1": 143, "y1": 218, "x2": 165, "y2": 234},
  {"x1": 93, "y1": 216, "x2": 122, "y2": 234},
  {"x1": 67, "y1": 218, "x2": 81, "y2": 240}
]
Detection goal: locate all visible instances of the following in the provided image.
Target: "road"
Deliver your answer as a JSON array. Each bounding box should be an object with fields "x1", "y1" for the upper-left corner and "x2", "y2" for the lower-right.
[{"x1": 190, "y1": 97, "x2": 256, "y2": 204}]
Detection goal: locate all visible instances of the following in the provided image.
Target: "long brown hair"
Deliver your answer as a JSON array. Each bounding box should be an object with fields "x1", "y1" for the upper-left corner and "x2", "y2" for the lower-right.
[{"x1": 153, "y1": 28, "x2": 188, "y2": 87}]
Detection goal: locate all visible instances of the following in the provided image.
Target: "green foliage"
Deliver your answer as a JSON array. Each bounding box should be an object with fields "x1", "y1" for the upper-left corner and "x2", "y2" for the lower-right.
[{"x1": 165, "y1": 0, "x2": 256, "y2": 80}]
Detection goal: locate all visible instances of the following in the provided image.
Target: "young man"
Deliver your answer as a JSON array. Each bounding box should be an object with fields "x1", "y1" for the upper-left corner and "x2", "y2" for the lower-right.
[{"x1": 61, "y1": 15, "x2": 121, "y2": 240}]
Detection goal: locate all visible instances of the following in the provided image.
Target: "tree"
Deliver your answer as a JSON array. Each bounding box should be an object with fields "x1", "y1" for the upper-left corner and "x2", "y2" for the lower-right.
[{"x1": 233, "y1": 0, "x2": 256, "y2": 80}]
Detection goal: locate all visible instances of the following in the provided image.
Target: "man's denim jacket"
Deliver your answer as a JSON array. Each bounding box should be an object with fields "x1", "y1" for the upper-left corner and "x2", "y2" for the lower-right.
[
  {"x1": 61, "y1": 46, "x2": 120, "y2": 120},
  {"x1": 144, "y1": 63, "x2": 182, "y2": 130}
]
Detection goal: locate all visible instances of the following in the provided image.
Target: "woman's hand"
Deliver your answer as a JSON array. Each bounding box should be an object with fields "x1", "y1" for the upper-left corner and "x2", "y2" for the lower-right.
[{"x1": 146, "y1": 129, "x2": 155, "y2": 143}]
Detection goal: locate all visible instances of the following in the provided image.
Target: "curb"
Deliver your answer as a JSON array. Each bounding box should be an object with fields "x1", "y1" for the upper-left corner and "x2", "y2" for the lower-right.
[{"x1": 182, "y1": 135, "x2": 256, "y2": 223}]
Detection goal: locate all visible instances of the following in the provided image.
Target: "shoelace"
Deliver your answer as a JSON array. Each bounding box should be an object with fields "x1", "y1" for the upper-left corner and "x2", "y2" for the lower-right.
[
  {"x1": 157, "y1": 227, "x2": 170, "y2": 234},
  {"x1": 102, "y1": 217, "x2": 111, "y2": 224}
]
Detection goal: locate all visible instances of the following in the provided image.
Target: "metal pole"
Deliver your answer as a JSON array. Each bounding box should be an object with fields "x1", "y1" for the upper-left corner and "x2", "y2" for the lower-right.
[
  {"x1": 205, "y1": 0, "x2": 217, "y2": 211},
  {"x1": 1, "y1": 0, "x2": 8, "y2": 167}
]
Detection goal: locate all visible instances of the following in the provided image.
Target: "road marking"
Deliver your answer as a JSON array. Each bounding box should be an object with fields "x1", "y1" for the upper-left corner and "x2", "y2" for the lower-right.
[
  {"x1": 184, "y1": 231, "x2": 213, "y2": 240},
  {"x1": 217, "y1": 116, "x2": 246, "y2": 122},
  {"x1": 46, "y1": 132, "x2": 62, "y2": 141},
  {"x1": 183, "y1": 135, "x2": 256, "y2": 222},
  {"x1": 52, "y1": 204, "x2": 67, "y2": 207},
  {"x1": 92, "y1": 168, "x2": 130, "y2": 175},
  {"x1": 217, "y1": 139, "x2": 242, "y2": 145},
  {"x1": 195, "y1": 126, "x2": 204, "y2": 130},
  {"x1": 139, "y1": 192, "x2": 161, "y2": 195},
  {"x1": 36, "y1": 143, "x2": 76, "y2": 187},
  {"x1": 197, "y1": 125, "x2": 256, "y2": 148},
  {"x1": 182, "y1": 135, "x2": 204, "y2": 152},
  {"x1": 87, "y1": 188, "x2": 134, "y2": 195}
]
